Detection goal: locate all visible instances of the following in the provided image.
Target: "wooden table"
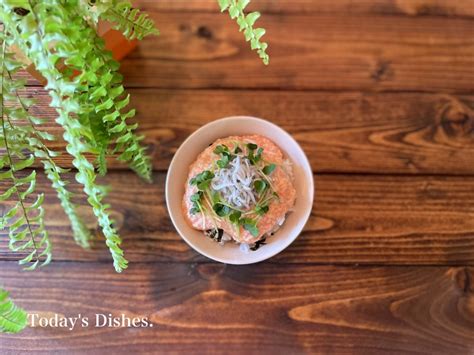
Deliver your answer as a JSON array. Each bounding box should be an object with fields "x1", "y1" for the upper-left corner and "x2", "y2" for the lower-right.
[{"x1": 1, "y1": 1, "x2": 474, "y2": 353}]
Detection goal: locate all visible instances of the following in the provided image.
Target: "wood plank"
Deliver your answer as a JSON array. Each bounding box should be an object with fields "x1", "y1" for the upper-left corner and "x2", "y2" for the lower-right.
[
  {"x1": 23, "y1": 88, "x2": 474, "y2": 174},
  {"x1": 139, "y1": 0, "x2": 474, "y2": 17},
  {"x1": 112, "y1": 12, "x2": 474, "y2": 92},
  {"x1": 1, "y1": 172, "x2": 473, "y2": 265},
  {"x1": 22, "y1": 11, "x2": 472, "y2": 92},
  {"x1": 0, "y1": 262, "x2": 472, "y2": 353}
]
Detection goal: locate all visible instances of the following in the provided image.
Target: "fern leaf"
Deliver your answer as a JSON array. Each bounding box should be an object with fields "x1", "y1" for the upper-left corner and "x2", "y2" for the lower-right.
[
  {"x1": 0, "y1": 37, "x2": 52, "y2": 270},
  {"x1": 42, "y1": 160, "x2": 93, "y2": 249},
  {"x1": 218, "y1": 0, "x2": 269, "y2": 64},
  {"x1": 1, "y1": 31, "x2": 93, "y2": 250},
  {"x1": 1, "y1": 1, "x2": 127, "y2": 271},
  {"x1": 69, "y1": 12, "x2": 152, "y2": 181},
  {"x1": 0, "y1": 152, "x2": 52, "y2": 269},
  {"x1": 83, "y1": 111, "x2": 110, "y2": 177},
  {"x1": 100, "y1": 1, "x2": 159, "y2": 40},
  {"x1": 0, "y1": 287, "x2": 27, "y2": 333}
]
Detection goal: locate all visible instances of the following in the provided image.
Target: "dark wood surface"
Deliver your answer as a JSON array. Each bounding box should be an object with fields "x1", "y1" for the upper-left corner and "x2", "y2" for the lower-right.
[
  {"x1": 1, "y1": 1, "x2": 474, "y2": 354},
  {"x1": 1, "y1": 172, "x2": 474, "y2": 265},
  {"x1": 143, "y1": 0, "x2": 474, "y2": 16},
  {"x1": 24, "y1": 89, "x2": 474, "y2": 174},
  {"x1": 1, "y1": 262, "x2": 473, "y2": 354}
]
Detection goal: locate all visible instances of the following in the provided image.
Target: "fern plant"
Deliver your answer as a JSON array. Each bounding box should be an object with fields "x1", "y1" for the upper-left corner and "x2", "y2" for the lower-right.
[
  {"x1": 0, "y1": 287, "x2": 27, "y2": 333},
  {"x1": 0, "y1": 0, "x2": 269, "y2": 333},
  {"x1": 219, "y1": 0, "x2": 269, "y2": 64}
]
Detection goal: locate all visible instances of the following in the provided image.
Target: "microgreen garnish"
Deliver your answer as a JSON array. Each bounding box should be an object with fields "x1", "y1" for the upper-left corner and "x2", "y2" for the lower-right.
[
  {"x1": 190, "y1": 191, "x2": 203, "y2": 215},
  {"x1": 229, "y1": 210, "x2": 242, "y2": 224},
  {"x1": 247, "y1": 150, "x2": 255, "y2": 165},
  {"x1": 197, "y1": 179, "x2": 211, "y2": 190},
  {"x1": 214, "y1": 144, "x2": 235, "y2": 168},
  {"x1": 262, "y1": 164, "x2": 276, "y2": 175},
  {"x1": 254, "y1": 147, "x2": 263, "y2": 163},
  {"x1": 190, "y1": 191, "x2": 203, "y2": 202},
  {"x1": 253, "y1": 179, "x2": 267, "y2": 194},
  {"x1": 241, "y1": 218, "x2": 259, "y2": 237},
  {"x1": 255, "y1": 204, "x2": 269, "y2": 216},
  {"x1": 213, "y1": 145, "x2": 229, "y2": 155},
  {"x1": 213, "y1": 203, "x2": 232, "y2": 217},
  {"x1": 234, "y1": 146, "x2": 242, "y2": 154},
  {"x1": 190, "y1": 191, "x2": 204, "y2": 214},
  {"x1": 211, "y1": 191, "x2": 221, "y2": 204},
  {"x1": 189, "y1": 170, "x2": 214, "y2": 187},
  {"x1": 246, "y1": 143, "x2": 257, "y2": 151},
  {"x1": 216, "y1": 154, "x2": 230, "y2": 168},
  {"x1": 246, "y1": 143, "x2": 263, "y2": 165},
  {"x1": 190, "y1": 206, "x2": 201, "y2": 215}
]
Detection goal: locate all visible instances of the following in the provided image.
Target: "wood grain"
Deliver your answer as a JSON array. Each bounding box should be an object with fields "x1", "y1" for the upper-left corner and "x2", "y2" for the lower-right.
[
  {"x1": 21, "y1": 88, "x2": 474, "y2": 174},
  {"x1": 140, "y1": 0, "x2": 474, "y2": 17},
  {"x1": 0, "y1": 262, "x2": 472, "y2": 354},
  {"x1": 21, "y1": 11, "x2": 474, "y2": 92},
  {"x1": 114, "y1": 12, "x2": 474, "y2": 92},
  {"x1": 1, "y1": 171, "x2": 473, "y2": 265}
]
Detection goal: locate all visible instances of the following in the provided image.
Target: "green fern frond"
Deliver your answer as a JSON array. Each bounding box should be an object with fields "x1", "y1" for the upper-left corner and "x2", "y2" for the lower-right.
[
  {"x1": 0, "y1": 38, "x2": 52, "y2": 270},
  {"x1": 101, "y1": 1, "x2": 159, "y2": 40},
  {"x1": 69, "y1": 12, "x2": 152, "y2": 181},
  {"x1": 42, "y1": 160, "x2": 94, "y2": 249},
  {"x1": 1, "y1": 32, "x2": 93, "y2": 250},
  {"x1": 0, "y1": 287, "x2": 27, "y2": 334},
  {"x1": 84, "y1": 111, "x2": 110, "y2": 177},
  {"x1": 0, "y1": 145, "x2": 52, "y2": 270},
  {"x1": 218, "y1": 0, "x2": 269, "y2": 65},
  {"x1": 1, "y1": 0, "x2": 128, "y2": 272}
]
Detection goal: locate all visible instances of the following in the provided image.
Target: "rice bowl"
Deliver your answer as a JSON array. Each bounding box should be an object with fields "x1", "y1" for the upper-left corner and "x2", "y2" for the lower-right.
[{"x1": 165, "y1": 116, "x2": 314, "y2": 265}]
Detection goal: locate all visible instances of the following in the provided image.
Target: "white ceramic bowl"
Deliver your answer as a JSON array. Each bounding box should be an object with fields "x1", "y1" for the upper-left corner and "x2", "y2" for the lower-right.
[{"x1": 165, "y1": 116, "x2": 314, "y2": 264}]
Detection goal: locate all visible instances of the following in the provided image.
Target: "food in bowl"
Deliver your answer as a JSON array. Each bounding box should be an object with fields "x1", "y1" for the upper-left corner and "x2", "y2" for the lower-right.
[{"x1": 182, "y1": 135, "x2": 296, "y2": 251}]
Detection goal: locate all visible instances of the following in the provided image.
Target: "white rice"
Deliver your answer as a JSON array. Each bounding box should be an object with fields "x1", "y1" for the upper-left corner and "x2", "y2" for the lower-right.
[
  {"x1": 218, "y1": 233, "x2": 232, "y2": 246},
  {"x1": 239, "y1": 243, "x2": 250, "y2": 253}
]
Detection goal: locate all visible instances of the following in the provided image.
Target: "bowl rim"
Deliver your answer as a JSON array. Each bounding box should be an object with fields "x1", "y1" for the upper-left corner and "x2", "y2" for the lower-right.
[{"x1": 165, "y1": 115, "x2": 314, "y2": 264}]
